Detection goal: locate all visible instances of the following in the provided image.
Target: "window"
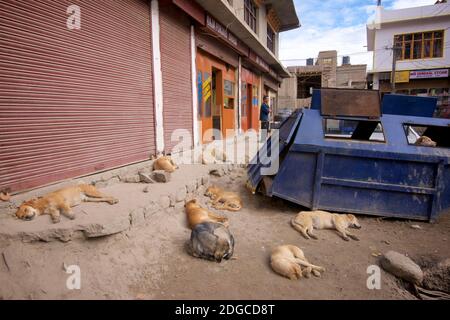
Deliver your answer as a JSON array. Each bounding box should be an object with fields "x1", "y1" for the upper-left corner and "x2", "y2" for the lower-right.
[
  {"x1": 324, "y1": 118, "x2": 386, "y2": 142},
  {"x1": 403, "y1": 124, "x2": 450, "y2": 148},
  {"x1": 244, "y1": 0, "x2": 257, "y2": 33},
  {"x1": 394, "y1": 30, "x2": 444, "y2": 60},
  {"x1": 267, "y1": 24, "x2": 275, "y2": 53}
]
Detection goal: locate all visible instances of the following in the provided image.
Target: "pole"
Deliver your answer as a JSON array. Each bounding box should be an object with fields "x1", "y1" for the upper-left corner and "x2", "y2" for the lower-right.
[{"x1": 391, "y1": 46, "x2": 400, "y2": 94}]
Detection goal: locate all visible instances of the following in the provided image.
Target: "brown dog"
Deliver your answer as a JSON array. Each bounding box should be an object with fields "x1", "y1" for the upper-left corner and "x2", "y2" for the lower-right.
[
  {"x1": 415, "y1": 136, "x2": 437, "y2": 147},
  {"x1": 291, "y1": 210, "x2": 361, "y2": 241},
  {"x1": 184, "y1": 199, "x2": 229, "y2": 229},
  {"x1": 15, "y1": 184, "x2": 118, "y2": 223},
  {"x1": 153, "y1": 156, "x2": 178, "y2": 173},
  {"x1": 204, "y1": 186, "x2": 242, "y2": 212},
  {"x1": 270, "y1": 245, "x2": 325, "y2": 280}
]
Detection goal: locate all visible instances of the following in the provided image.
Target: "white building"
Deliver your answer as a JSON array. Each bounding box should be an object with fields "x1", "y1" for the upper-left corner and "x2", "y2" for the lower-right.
[{"x1": 366, "y1": 2, "x2": 450, "y2": 117}]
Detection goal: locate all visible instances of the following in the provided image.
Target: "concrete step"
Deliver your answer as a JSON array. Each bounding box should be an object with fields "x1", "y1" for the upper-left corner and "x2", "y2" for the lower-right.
[{"x1": 0, "y1": 164, "x2": 219, "y2": 243}]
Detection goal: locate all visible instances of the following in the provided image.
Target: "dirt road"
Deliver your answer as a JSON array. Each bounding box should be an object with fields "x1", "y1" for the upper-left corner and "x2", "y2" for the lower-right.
[{"x1": 0, "y1": 167, "x2": 449, "y2": 300}]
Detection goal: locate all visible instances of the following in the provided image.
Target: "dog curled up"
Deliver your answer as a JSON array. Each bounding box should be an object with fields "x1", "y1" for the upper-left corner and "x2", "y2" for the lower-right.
[
  {"x1": 270, "y1": 245, "x2": 325, "y2": 280},
  {"x1": 414, "y1": 136, "x2": 437, "y2": 147},
  {"x1": 204, "y1": 186, "x2": 243, "y2": 212},
  {"x1": 184, "y1": 199, "x2": 229, "y2": 229},
  {"x1": 15, "y1": 184, "x2": 119, "y2": 223},
  {"x1": 291, "y1": 210, "x2": 361, "y2": 241},
  {"x1": 153, "y1": 156, "x2": 178, "y2": 173},
  {"x1": 187, "y1": 222, "x2": 235, "y2": 263}
]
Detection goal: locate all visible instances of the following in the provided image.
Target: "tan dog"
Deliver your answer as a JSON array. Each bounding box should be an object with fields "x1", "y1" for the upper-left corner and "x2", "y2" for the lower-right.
[
  {"x1": 184, "y1": 199, "x2": 229, "y2": 229},
  {"x1": 270, "y1": 245, "x2": 325, "y2": 280},
  {"x1": 415, "y1": 136, "x2": 437, "y2": 147},
  {"x1": 153, "y1": 156, "x2": 178, "y2": 173},
  {"x1": 15, "y1": 184, "x2": 119, "y2": 223},
  {"x1": 291, "y1": 210, "x2": 361, "y2": 241},
  {"x1": 204, "y1": 186, "x2": 242, "y2": 212}
]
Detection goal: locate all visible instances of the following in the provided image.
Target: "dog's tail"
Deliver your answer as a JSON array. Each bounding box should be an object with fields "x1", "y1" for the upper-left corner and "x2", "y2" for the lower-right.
[{"x1": 290, "y1": 217, "x2": 309, "y2": 237}]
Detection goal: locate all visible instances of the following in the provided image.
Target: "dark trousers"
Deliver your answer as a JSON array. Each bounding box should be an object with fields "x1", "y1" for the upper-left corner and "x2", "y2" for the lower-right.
[{"x1": 260, "y1": 121, "x2": 269, "y2": 141}]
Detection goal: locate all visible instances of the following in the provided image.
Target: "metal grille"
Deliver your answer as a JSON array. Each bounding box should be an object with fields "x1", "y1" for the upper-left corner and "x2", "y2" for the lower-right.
[{"x1": 159, "y1": 3, "x2": 193, "y2": 153}]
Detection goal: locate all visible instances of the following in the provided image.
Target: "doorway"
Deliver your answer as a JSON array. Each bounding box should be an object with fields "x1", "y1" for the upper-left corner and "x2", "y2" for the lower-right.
[{"x1": 212, "y1": 68, "x2": 222, "y2": 140}]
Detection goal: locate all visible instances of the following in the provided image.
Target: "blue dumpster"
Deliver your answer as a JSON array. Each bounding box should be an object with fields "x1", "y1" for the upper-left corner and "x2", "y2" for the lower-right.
[{"x1": 248, "y1": 90, "x2": 450, "y2": 221}]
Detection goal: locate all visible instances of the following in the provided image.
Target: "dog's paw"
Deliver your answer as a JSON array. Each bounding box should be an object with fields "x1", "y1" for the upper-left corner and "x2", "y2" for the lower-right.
[
  {"x1": 342, "y1": 237, "x2": 350, "y2": 241},
  {"x1": 51, "y1": 217, "x2": 61, "y2": 224},
  {"x1": 108, "y1": 198, "x2": 119, "y2": 205},
  {"x1": 67, "y1": 214, "x2": 76, "y2": 220}
]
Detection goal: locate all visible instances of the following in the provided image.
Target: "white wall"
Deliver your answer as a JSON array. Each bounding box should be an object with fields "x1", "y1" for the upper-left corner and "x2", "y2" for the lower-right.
[{"x1": 373, "y1": 17, "x2": 450, "y2": 72}]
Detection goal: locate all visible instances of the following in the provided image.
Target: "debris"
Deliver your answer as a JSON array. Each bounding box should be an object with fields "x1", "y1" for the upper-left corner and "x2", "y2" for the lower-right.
[
  {"x1": 414, "y1": 285, "x2": 450, "y2": 300},
  {"x1": 422, "y1": 258, "x2": 450, "y2": 293},
  {"x1": 383, "y1": 240, "x2": 391, "y2": 245},
  {"x1": 210, "y1": 168, "x2": 225, "y2": 177},
  {"x1": 62, "y1": 262, "x2": 68, "y2": 272},
  {"x1": 2, "y1": 252, "x2": 10, "y2": 272},
  {"x1": 0, "y1": 191, "x2": 11, "y2": 202},
  {"x1": 139, "y1": 172, "x2": 155, "y2": 184},
  {"x1": 143, "y1": 186, "x2": 150, "y2": 193},
  {"x1": 411, "y1": 225, "x2": 422, "y2": 230},
  {"x1": 372, "y1": 252, "x2": 382, "y2": 257},
  {"x1": 380, "y1": 251, "x2": 423, "y2": 285},
  {"x1": 151, "y1": 170, "x2": 171, "y2": 183},
  {"x1": 81, "y1": 210, "x2": 88, "y2": 215}
]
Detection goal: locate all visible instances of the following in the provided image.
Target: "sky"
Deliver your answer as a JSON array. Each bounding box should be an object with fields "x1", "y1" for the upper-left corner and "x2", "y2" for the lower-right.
[{"x1": 279, "y1": 0, "x2": 438, "y2": 70}]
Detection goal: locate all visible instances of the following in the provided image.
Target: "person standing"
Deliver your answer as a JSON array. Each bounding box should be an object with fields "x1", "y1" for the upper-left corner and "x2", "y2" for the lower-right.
[{"x1": 260, "y1": 95, "x2": 271, "y2": 142}]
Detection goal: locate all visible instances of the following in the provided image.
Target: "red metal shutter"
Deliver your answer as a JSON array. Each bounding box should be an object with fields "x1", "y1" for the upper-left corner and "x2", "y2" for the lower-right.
[
  {"x1": 0, "y1": 0, "x2": 155, "y2": 193},
  {"x1": 159, "y1": 3, "x2": 193, "y2": 153}
]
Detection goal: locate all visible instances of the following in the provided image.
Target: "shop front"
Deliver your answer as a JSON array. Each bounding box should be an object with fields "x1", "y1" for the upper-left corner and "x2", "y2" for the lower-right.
[
  {"x1": 380, "y1": 68, "x2": 450, "y2": 118},
  {"x1": 240, "y1": 67, "x2": 261, "y2": 132},
  {"x1": 196, "y1": 48, "x2": 238, "y2": 143}
]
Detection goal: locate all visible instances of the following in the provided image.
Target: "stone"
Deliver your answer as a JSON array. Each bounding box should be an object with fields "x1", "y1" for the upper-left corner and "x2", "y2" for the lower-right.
[
  {"x1": 380, "y1": 251, "x2": 423, "y2": 285},
  {"x1": 139, "y1": 172, "x2": 155, "y2": 184},
  {"x1": 159, "y1": 196, "x2": 171, "y2": 209},
  {"x1": 130, "y1": 208, "x2": 145, "y2": 227},
  {"x1": 210, "y1": 168, "x2": 224, "y2": 177},
  {"x1": 174, "y1": 202, "x2": 185, "y2": 210},
  {"x1": 82, "y1": 218, "x2": 131, "y2": 238},
  {"x1": 197, "y1": 185, "x2": 206, "y2": 196},
  {"x1": 100, "y1": 172, "x2": 114, "y2": 182},
  {"x1": 143, "y1": 186, "x2": 150, "y2": 193},
  {"x1": 121, "y1": 174, "x2": 141, "y2": 183},
  {"x1": 144, "y1": 201, "x2": 160, "y2": 218},
  {"x1": 186, "y1": 181, "x2": 197, "y2": 193},
  {"x1": 152, "y1": 170, "x2": 171, "y2": 183},
  {"x1": 201, "y1": 175, "x2": 210, "y2": 186},
  {"x1": 175, "y1": 186, "x2": 187, "y2": 202}
]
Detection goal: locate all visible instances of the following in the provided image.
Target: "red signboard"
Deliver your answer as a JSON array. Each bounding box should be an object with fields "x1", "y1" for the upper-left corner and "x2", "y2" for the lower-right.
[{"x1": 410, "y1": 69, "x2": 449, "y2": 79}]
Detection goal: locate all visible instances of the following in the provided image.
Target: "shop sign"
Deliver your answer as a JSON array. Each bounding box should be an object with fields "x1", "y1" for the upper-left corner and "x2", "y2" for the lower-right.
[
  {"x1": 394, "y1": 71, "x2": 410, "y2": 83},
  {"x1": 410, "y1": 69, "x2": 449, "y2": 79},
  {"x1": 205, "y1": 14, "x2": 244, "y2": 53}
]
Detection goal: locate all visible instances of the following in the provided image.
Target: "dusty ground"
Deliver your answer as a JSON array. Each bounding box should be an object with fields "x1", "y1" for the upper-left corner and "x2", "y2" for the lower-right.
[{"x1": 0, "y1": 166, "x2": 449, "y2": 300}]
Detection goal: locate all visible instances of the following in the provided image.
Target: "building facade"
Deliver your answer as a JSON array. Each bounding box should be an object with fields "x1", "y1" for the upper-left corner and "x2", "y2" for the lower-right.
[
  {"x1": 0, "y1": 0, "x2": 299, "y2": 193},
  {"x1": 279, "y1": 51, "x2": 367, "y2": 109},
  {"x1": 366, "y1": 2, "x2": 450, "y2": 117}
]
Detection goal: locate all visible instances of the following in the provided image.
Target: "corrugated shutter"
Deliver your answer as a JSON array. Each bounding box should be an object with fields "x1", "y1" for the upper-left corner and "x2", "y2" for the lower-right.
[
  {"x1": 0, "y1": 0, "x2": 155, "y2": 193},
  {"x1": 159, "y1": 3, "x2": 193, "y2": 153}
]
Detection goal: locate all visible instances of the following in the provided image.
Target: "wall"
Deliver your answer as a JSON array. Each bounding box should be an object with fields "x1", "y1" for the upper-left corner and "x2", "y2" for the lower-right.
[
  {"x1": 373, "y1": 17, "x2": 450, "y2": 72},
  {"x1": 336, "y1": 65, "x2": 367, "y2": 88},
  {"x1": 278, "y1": 76, "x2": 297, "y2": 110}
]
